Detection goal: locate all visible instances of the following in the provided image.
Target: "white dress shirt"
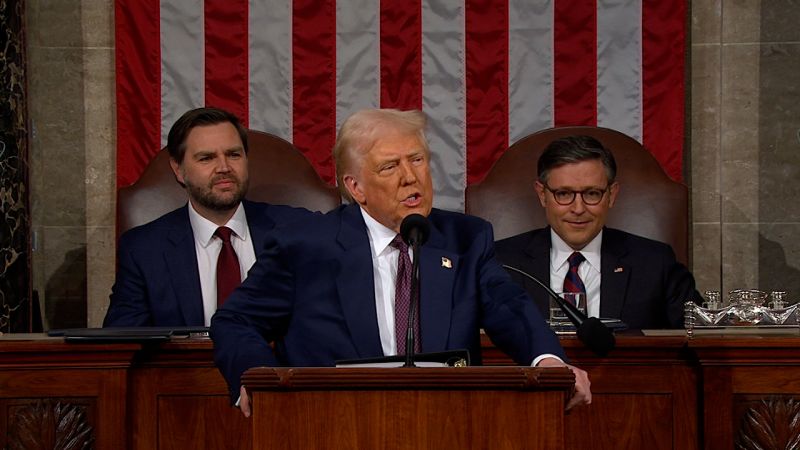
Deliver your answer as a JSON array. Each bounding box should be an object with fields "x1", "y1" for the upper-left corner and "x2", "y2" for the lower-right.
[
  {"x1": 188, "y1": 202, "x2": 256, "y2": 326},
  {"x1": 360, "y1": 207, "x2": 559, "y2": 366},
  {"x1": 361, "y1": 208, "x2": 411, "y2": 356},
  {"x1": 549, "y1": 229, "x2": 602, "y2": 318}
]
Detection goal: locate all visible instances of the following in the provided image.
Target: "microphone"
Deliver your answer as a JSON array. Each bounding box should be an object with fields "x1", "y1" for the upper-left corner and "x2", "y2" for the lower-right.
[
  {"x1": 399, "y1": 214, "x2": 430, "y2": 367},
  {"x1": 400, "y1": 213, "x2": 430, "y2": 247},
  {"x1": 502, "y1": 264, "x2": 615, "y2": 357}
]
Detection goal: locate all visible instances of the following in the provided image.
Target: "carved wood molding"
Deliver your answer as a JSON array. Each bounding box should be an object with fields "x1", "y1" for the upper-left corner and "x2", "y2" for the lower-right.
[
  {"x1": 736, "y1": 397, "x2": 800, "y2": 450},
  {"x1": 7, "y1": 399, "x2": 94, "y2": 450}
]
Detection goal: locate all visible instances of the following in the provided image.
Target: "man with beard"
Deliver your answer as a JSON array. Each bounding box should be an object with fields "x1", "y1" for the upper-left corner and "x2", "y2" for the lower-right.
[{"x1": 104, "y1": 107, "x2": 311, "y2": 327}]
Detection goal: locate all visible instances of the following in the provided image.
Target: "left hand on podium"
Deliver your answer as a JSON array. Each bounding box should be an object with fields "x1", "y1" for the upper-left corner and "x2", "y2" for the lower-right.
[{"x1": 537, "y1": 357, "x2": 592, "y2": 411}]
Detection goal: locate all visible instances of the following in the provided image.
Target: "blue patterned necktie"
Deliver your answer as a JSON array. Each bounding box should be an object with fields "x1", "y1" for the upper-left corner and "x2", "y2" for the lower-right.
[
  {"x1": 390, "y1": 234, "x2": 420, "y2": 354},
  {"x1": 563, "y1": 251, "x2": 587, "y2": 297}
]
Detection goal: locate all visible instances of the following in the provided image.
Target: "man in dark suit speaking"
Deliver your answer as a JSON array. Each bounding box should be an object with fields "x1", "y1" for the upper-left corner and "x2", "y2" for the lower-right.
[
  {"x1": 495, "y1": 135, "x2": 702, "y2": 329},
  {"x1": 104, "y1": 107, "x2": 310, "y2": 327},
  {"x1": 211, "y1": 109, "x2": 591, "y2": 416}
]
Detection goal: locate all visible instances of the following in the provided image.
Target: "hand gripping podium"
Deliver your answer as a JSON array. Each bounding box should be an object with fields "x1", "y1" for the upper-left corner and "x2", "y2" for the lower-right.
[{"x1": 241, "y1": 366, "x2": 574, "y2": 450}]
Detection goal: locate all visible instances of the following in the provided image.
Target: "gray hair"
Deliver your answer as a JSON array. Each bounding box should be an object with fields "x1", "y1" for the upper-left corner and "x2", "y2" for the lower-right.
[{"x1": 333, "y1": 109, "x2": 428, "y2": 202}]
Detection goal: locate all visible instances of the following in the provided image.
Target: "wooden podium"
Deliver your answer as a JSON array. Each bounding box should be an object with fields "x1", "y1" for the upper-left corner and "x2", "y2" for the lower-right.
[{"x1": 241, "y1": 366, "x2": 574, "y2": 450}]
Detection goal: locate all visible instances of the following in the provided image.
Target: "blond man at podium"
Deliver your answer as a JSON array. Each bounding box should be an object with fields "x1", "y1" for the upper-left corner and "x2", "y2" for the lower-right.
[{"x1": 211, "y1": 109, "x2": 591, "y2": 415}]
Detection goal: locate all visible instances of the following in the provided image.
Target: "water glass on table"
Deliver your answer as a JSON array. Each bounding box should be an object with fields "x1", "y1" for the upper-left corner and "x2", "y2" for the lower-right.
[{"x1": 549, "y1": 292, "x2": 587, "y2": 326}]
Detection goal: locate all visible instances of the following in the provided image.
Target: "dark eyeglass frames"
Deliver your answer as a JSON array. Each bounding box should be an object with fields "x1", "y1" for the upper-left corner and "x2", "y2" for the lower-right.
[{"x1": 543, "y1": 184, "x2": 610, "y2": 206}]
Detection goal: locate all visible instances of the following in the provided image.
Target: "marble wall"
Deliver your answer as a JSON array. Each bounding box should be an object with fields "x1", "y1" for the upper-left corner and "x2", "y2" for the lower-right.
[
  {"x1": 690, "y1": 0, "x2": 800, "y2": 298},
  {"x1": 27, "y1": 0, "x2": 114, "y2": 329},
  {"x1": 22, "y1": 1, "x2": 800, "y2": 327},
  {"x1": 0, "y1": 0, "x2": 31, "y2": 332}
]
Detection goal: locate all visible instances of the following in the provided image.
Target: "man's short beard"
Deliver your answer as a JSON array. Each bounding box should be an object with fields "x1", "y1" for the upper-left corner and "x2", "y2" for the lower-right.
[{"x1": 186, "y1": 178, "x2": 248, "y2": 212}]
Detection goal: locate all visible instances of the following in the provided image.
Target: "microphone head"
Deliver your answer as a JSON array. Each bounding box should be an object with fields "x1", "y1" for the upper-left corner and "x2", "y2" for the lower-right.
[
  {"x1": 576, "y1": 317, "x2": 616, "y2": 357},
  {"x1": 400, "y1": 214, "x2": 430, "y2": 246}
]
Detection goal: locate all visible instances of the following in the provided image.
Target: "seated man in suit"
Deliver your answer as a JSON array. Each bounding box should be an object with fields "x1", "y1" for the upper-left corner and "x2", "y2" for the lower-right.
[
  {"x1": 104, "y1": 107, "x2": 310, "y2": 327},
  {"x1": 495, "y1": 135, "x2": 702, "y2": 329},
  {"x1": 211, "y1": 109, "x2": 591, "y2": 415}
]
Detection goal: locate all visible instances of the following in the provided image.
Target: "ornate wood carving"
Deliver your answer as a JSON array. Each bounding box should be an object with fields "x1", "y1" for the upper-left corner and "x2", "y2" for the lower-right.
[
  {"x1": 736, "y1": 397, "x2": 800, "y2": 450},
  {"x1": 7, "y1": 399, "x2": 94, "y2": 450}
]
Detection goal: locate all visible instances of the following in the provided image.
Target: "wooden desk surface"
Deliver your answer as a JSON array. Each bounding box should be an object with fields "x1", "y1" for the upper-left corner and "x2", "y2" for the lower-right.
[{"x1": 2, "y1": 333, "x2": 800, "y2": 449}]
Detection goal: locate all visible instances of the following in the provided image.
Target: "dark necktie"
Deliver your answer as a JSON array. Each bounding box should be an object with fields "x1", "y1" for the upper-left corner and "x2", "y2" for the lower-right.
[
  {"x1": 215, "y1": 227, "x2": 241, "y2": 307},
  {"x1": 563, "y1": 251, "x2": 587, "y2": 296},
  {"x1": 390, "y1": 234, "x2": 420, "y2": 354}
]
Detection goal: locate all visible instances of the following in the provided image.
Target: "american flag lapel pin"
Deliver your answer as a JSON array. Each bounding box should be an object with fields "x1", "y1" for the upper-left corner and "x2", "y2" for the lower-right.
[
  {"x1": 614, "y1": 267, "x2": 624, "y2": 273},
  {"x1": 441, "y1": 257, "x2": 452, "y2": 269}
]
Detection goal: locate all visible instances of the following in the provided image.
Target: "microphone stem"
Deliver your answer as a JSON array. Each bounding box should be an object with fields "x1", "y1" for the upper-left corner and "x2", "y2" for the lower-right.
[
  {"x1": 502, "y1": 264, "x2": 586, "y2": 326},
  {"x1": 501, "y1": 263, "x2": 615, "y2": 356},
  {"x1": 404, "y1": 240, "x2": 421, "y2": 367}
]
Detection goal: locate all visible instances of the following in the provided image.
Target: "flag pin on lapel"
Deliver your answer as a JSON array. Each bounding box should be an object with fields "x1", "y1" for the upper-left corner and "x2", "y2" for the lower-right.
[
  {"x1": 614, "y1": 267, "x2": 624, "y2": 273},
  {"x1": 441, "y1": 257, "x2": 452, "y2": 269}
]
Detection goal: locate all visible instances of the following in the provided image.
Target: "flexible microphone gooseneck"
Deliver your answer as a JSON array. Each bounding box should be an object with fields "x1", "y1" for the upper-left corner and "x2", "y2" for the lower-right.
[
  {"x1": 502, "y1": 264, "x2": 615, "y2": 357},
  {"x1": 399, "y1": 214, "x2": 431, "y2": 367}
]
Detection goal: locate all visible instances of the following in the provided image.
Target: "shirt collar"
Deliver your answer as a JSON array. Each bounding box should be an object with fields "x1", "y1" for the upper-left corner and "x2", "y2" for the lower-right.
[
  {"x1": 359, "y1": 207, "x2": 400, "y2": 258},
  {"x1": 188, "y1": 201, "x2": 249, "y2": 248},
  {"x1": 550, "y1": 228, "x2": 602, "y2": 273}
]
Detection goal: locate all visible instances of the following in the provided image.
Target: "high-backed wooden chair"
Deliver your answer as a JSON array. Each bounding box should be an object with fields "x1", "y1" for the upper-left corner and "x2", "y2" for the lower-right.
[
  {"x1": 465, "y1": 126, "x2": 689, "y2": 265},
  {"x1": 118, "y1": 130, "x2": 341, "y2": 235}
]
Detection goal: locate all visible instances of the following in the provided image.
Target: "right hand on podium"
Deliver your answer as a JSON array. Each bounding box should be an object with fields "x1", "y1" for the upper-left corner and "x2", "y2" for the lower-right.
[{"x1": 239, "y1": 385, "x2": 251, "y2": 418}]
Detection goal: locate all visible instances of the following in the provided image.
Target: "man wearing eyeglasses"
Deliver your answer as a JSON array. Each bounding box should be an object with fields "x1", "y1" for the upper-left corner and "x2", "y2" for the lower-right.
[{"x1": 495, "y1": 135, "x2": 701, "y2": 329}]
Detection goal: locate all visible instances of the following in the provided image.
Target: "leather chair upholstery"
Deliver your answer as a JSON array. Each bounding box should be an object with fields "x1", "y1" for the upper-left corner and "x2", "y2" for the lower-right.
[
  {"x1": 465, "y1": 126, "x2": 689, "y2": 265},
  {"x1": 118, "y1": 130, "x2": 341, "y2": 235}
]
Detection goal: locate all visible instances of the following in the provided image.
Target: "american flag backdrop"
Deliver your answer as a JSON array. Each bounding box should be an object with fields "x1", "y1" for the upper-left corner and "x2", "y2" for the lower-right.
[{"x1": 115, "y1": 0, "x2": 686, "y2": 212}]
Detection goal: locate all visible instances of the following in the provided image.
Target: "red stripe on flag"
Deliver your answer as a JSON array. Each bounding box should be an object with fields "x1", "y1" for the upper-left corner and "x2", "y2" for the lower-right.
[
  {"x1": 465, "y1": 0, "x2": 509, "y2": 184},
  {"x1": 293, "y1": 0, "x2": 337, "y2": 184},
  {"x1": 205, "y1": 0, "x2": 249, "y2": 127},
  {"x1": 380, "y1": 0, "x2": 422, "y2": 109},
  {"x1": 115, "y1": 0, "x2": 161, "y2": 188},
  {"x1": 553, "y1": 0, "x2": 596, "y2": 126},
  {"x1": 642, "y1": 0, "x2": 685, "y2": 181}
]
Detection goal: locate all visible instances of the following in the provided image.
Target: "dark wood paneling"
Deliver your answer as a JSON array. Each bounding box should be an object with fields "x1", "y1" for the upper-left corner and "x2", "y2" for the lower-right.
[
  {"x1": 157, "y1": 396, "x2": 251, "y2": 450},
  {"x1": 4, "y1": 333, "x2": 800, "y2": 449},
  {"x1": 248, "y1": 370, "x2": 568, "y2": 450},
  {"x1": 0, "y1": 342, "x2": 134, "y2": 449},
  {"x1": 691, "y1": 336, "x2": 800, "y2": 450},
  {"x1": 129, "y1": 366, "x2": 251, "y2": 450},
  {"x1": 565, "y1": 394, "x2": 673, "y2": 450}
]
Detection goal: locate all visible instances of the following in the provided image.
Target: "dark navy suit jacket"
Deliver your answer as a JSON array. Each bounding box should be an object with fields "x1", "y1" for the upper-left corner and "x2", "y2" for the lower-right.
[
  {"x1": 211, "y1": 204, "x2": 564, "y2": 399},
  {"x1": 495, "y1": 227, "x2": 702, "y2": 329},
  {"x1": 103, "y1": 200, "x2": 311, "y2": 327}
]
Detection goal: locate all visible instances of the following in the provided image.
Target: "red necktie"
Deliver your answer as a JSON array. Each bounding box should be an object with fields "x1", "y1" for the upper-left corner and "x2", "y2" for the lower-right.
[
  {"x1": 563, "y1": 252, "x2": 587, "y2": 296},
  {"x1": 390, "y1": 234, "x2": 421, "y2": 355},
  {"x1": 215, "y1": 227, "x2": 241, "y2": 306}
]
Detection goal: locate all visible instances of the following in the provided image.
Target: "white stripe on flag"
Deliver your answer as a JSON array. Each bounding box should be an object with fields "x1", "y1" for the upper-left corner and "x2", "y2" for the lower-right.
[
  {"x1": 249, "y1": 0, "x2": 293, "y2": 138},
  {"x1": 423, "y1": 0, "x2": 466, "y2": 212},
  {"x1": 335, "y1": 0, "x2": 380, "y2": 133},
  {"x1": 160, "y1": 0, "x2": 204, "y2": 146},
  {"x1": 509, "y1": 0, "x2": 554, "y2": 144},
  {"x1": 597, "y1": 0, "x2": 642, "y2": 141}
]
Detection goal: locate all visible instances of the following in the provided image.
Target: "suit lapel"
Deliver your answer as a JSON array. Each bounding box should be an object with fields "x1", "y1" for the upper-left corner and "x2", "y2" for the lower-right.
[
  {"x1": 164, "y1": 206, "x2": 204, "y2": 325},
  {"x1": 243, "y1": 201, "x2": 275, "y2": 254},
  {"x1": 335, "y1": 205, "x2": 384, "y2": 358},
  {"x1": 418, "y1": 223, "x2": 456, "y2": 352},
  {"x1": 520, "y1": 229, "x2": 553, "y2": 315},
  {"x1": 600, "y1": 230, "x2": 630, "y2": 319},
  {"x1": 523, "y1": 229, "x2": 552, "y2": 287}
]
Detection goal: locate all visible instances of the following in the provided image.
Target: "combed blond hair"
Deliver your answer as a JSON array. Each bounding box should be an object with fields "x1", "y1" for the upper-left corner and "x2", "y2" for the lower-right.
[{"x1": 333, "y1": 109, "x2": 428, "y2": 202}]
